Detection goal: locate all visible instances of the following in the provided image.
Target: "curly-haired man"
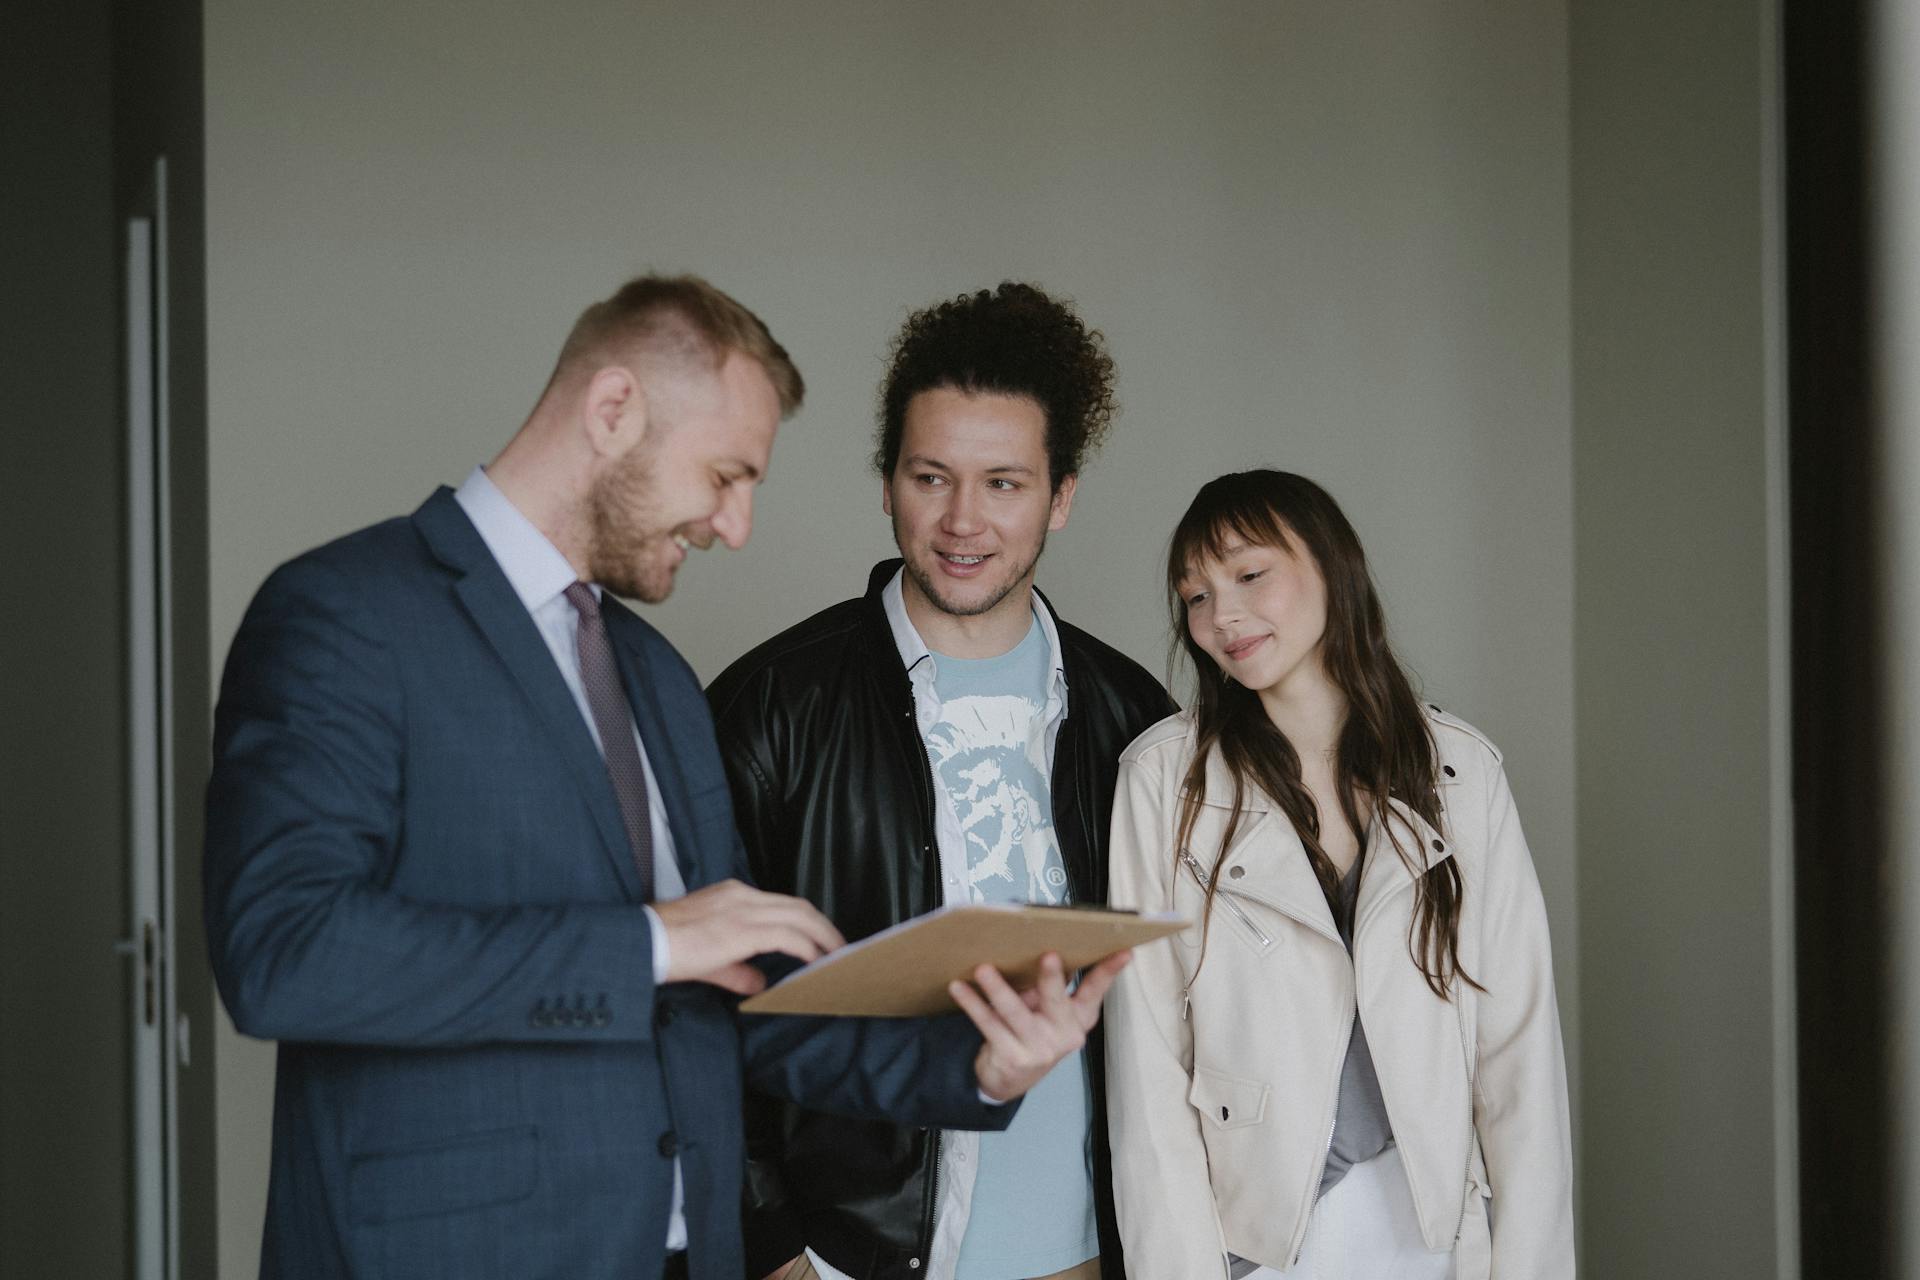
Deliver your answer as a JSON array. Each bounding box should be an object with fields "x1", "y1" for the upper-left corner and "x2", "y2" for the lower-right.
[{"x1": 709, "y1": 284, "x2": 1175, "y2": 1280}]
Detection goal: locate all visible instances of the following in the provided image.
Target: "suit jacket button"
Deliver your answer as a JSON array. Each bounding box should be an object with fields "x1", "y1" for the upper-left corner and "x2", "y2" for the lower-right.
[
  {"x1": 656, "y1": 1004, "x2": 675, "y2": 1028},
  {"x1": 658, "y1": 1131, "x2": 678, "y2": 1158}
]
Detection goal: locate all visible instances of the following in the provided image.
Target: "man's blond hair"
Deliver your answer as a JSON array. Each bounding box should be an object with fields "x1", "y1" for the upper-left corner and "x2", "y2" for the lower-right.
[{"x1": 553, "y1": 273, "x2": 804, "y2": 416}]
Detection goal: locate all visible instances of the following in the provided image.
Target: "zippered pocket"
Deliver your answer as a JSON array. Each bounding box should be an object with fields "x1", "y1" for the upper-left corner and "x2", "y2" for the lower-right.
[{"x1": 1181, "y1": 850, "x2": 1276, "y2": 953}]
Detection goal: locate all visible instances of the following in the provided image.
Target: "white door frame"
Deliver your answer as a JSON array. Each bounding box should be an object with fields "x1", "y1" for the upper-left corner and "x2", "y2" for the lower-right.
[{"x1": 121, "y1": 154, "x2": 181, "y2": 1280}]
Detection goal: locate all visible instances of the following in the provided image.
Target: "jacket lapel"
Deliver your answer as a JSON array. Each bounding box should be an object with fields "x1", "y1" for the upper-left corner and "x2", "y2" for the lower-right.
[
  {"x1": 412, "y1": 489, "x2": 645, "y2": 901},
  {"x1": 1184, "y1": 737, "x2": 1461, "y2": 940},
  {"x1": 1211, "y1": 807, "x2": 1342, "y2": 942},
  {"x1": 1181, "y1": 760, "x2": 1342, "y2": 942},
  {"x1": 1355, "y1": 797, "x2": 1456, "y2": 932}
]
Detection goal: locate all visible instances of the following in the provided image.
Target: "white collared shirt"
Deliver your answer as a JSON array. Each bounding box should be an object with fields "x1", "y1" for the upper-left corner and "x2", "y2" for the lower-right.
[
  {"x1": 806, "y1": 568, "x2": 1071, "y2": 1280},
  {"x1": 453, "y1": 464, "x2": 689, "y2": 1250}
]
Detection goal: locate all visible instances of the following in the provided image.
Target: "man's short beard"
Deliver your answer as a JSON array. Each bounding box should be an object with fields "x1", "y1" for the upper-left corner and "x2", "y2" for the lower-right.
[
  {"x1": 895, "y1": 514, "x2": 1047, "y2": 620},
  {"x1": 587, "y1": 445, "x2": 673, "y2": 603},
  {"x1": 592, "y1": 555, "x2": 670, "y2": 604}
]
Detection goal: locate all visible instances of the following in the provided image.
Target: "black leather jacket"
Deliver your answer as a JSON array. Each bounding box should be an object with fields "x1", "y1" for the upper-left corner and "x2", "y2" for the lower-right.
[{"x1": 708, "y1": 561, "x2": 1175, "y2": 1280}]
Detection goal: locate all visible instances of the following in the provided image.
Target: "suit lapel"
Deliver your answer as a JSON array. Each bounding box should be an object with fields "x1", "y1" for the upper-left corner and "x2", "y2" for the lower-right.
[
  {"x1": 601, "y1": 604, "x2": 701, "y2": 888},
  {"x1": 412, "y1": 489, "x2": 645, "y2": 901}
]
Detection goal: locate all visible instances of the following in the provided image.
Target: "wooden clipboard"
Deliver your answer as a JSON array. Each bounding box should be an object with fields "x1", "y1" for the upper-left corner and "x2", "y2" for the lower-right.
[{"x1": 738, "y1": 903, "x2": 1188, "y2": 1017}]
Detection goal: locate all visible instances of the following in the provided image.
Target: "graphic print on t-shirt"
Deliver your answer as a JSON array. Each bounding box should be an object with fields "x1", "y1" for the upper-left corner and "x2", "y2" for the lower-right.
[
  {"x1": 924, "y1": 617, "x2": 1068, "y2": 906},
  {"x1": 925, "y1": 696, "x2": 1066, "y2": 904}
]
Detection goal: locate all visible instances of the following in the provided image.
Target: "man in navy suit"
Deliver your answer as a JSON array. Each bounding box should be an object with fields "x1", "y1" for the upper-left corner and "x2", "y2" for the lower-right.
[{"x1": 205, "y1": 275, "x2": 1128, "y2": 1280}]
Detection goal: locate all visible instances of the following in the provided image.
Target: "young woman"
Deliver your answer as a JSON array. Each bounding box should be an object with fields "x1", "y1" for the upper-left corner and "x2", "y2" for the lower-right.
[{"x1": 1104, "y1": 471, "x2": 1573, "y2": 1280}]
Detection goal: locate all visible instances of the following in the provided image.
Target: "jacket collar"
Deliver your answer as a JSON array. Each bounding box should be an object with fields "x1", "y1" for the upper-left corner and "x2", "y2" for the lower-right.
[
  {"x1": 1180, "y1": 723, "x2": 1461, "y2": 941},
  {"x1": 412, "y1": 487, "x2": 650, "y2": 900},
  {"x1": 1185, "y1": 716, "x2": 1463, "y2": 852}
]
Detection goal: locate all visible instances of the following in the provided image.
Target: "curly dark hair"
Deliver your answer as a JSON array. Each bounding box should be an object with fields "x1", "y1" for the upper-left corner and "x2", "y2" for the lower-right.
[{"x1": 873, "y1": 282, "x2": 1117, "y2": 490}]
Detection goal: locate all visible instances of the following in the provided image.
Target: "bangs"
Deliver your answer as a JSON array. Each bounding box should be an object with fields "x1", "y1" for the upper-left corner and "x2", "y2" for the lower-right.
[{"x1": 1168, "y1": 488, "x2": 1296, "y2": 587}]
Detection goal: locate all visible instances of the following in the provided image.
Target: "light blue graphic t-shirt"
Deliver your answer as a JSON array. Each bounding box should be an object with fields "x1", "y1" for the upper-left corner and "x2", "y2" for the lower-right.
[{"x1": 927, "y1": 615, "x2": 1099, "y2": 1279}]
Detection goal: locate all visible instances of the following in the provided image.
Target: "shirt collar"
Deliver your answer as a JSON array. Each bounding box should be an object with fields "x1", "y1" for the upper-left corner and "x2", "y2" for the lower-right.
[
  {"x1": 879, "y1": 566, "x2": 1068, "y2": 693},
  {"x1": 880, "y1": 569, "x2": 934, "y2": 675},
  {"x1": 453, "y1": 464, "x2": 591, "y2": 612}
]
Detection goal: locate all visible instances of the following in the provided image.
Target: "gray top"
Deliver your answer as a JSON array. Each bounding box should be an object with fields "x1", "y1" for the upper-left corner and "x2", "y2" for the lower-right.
[
  {"x1": 1319, "y1": 854, "x2": 1394, "y2": 1195},
  {"x1": 1227, "y1": 856, "x2": 1394, "y2": 1280}
]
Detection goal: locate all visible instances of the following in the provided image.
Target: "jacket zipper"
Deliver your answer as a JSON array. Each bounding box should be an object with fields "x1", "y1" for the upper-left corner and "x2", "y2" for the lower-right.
[
  {"x1": 1180, "y1": 851, "x2": 1273, "y2": 943},
  {"x1": 1349, "y1": 873, "x2": 1459, "y2": 1251},
  {"x1": 1179, "y1": 852, "x2": 1272, "y2": 1020},
  {"x1": 1358, "y1": 812, "x2": 1479, "y2": 1246},
  {"x1": 1451, "y1": 993, "x2": 1479, "y2": 1244},
  {"x1": 1353, "y1": 867, "x2": 1482, "y2": 1250},
  {"x1": 904, "y1": 692, "x2": 946, "y2": 1274},
  {"x1": 1288, "y1": 963, "x2": 1354, "y2": 1268},
  {"x1": 919, "y1": 1128, "x2": 942, "y2": 1275}
]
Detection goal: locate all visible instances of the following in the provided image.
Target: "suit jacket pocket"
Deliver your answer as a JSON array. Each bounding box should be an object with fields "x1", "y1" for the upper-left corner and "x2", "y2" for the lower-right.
[{"x1": 349, "y1": 1125, "x2": 539, "y2": 1225}]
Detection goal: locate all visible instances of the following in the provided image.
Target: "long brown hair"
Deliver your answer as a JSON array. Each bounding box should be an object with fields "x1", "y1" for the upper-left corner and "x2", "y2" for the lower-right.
[{"x1": 1168, "y1": 471, "x2": 1475, "y2": 999}]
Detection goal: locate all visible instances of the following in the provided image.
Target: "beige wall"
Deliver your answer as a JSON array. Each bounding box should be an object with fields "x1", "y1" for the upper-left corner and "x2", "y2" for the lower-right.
[
  {"x1": 203, "y1": 3, "x2": 1577, "y2": 1273},
  {"x1": 1569, "y1": 0, "x2": 1794, "y2": 1276},
  {"x1": 1872, "y1": 0, "x2": 1920, "y2": 1269}
]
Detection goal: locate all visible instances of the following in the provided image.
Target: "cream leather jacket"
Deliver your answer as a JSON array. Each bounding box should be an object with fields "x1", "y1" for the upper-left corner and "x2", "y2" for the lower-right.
[{"x1": 1104, "y1": 709, "x2": 1573, "y2": 1279}]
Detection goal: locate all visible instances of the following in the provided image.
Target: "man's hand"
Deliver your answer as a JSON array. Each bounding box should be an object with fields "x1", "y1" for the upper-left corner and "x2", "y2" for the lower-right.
[
  {"x1": 948, "y1": 950, "x2": 1132, "y2": 1103},
  {"x1": 654, "y1": 879, "x2": 846, "y2": 996}
]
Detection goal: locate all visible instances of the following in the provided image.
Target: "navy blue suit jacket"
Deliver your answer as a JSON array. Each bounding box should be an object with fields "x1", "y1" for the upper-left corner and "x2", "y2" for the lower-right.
[{"x1": 205, "y1": 489, "x2": 1010, "y2": 1279}]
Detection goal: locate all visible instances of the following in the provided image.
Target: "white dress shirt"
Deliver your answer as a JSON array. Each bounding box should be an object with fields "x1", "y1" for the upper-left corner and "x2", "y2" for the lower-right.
[{"x1": 454, "y1": 464, "x2": 689, "y2": 1250}]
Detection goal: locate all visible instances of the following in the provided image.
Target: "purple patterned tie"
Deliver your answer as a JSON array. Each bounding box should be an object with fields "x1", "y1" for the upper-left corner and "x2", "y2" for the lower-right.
[{"x1": 564, "y1": 582, "x2": 655, "y2": 901}]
